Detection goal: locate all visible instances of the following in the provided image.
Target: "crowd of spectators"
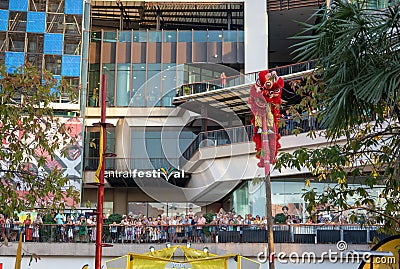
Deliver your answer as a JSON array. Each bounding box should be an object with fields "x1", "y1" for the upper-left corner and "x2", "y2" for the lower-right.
[
  {"x1": 280, "y1": 108, "x2": 319, "y2": 136},
  {"x1": 0, "y1": 206, "x2": 369, "y2": 244}
]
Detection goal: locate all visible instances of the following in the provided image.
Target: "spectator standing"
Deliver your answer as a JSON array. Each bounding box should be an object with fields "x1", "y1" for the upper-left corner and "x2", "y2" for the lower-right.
[
  {"x1": 169, "y1": 216, "x2": 177, "y2": 243},
  {"x1": 120, "y1": 215, "x2": 128, "y2": 243},
  {"x1": 209, "y1": 216, "x2": 218, "y2": 243},
  {"x1": 24, "y1": 214, "x2": 33, "y2": 242},
  {"x1": 284, "y1": 110, "x2": 293, "y2": 135},
  {"x1": 220, "y1": 72, "x2": 227, "y2": 88},
  {"x1": 54, "y1": 210, "x2": 66, "y2": 242},
  {"x1": 78, "y1": 216, "x2": 88, "y2": 242},
  {"x1": 66, "y1": 215, "x2": 74, "y2": 243},
  {"x1": 90, "y1": 216, "x2": 97, "y2": 242},
  {"x1": 196, "y1": 214, "x2": 206, "y2": 243},
  {"x1": 32, "y1": 213, "x2": 43, "y2": 242},
  {"x1": 86, "y1": 216, "x2": 94, "y2": 241},
  {"x1": 110, "y1": 221, "x2": 118, "y2": 243}
]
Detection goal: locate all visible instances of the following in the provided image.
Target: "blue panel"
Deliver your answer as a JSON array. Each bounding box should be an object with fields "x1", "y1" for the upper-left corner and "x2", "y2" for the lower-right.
[
  {"x1": 65, "y1": 0, "x2": 83, "y2": 15},
  {"x1": 5, "y1": 52, "x2": 25, "y2": 73},
  {"x1": 0, "y1": 10, "x2": 8, "y2": 31},
  {"x1": 61, "y1": 55, "x2": 81, "y2": 77},
  {"x1": 26, "y1": 12, "x2": 46, "y2": 33},
  {"x1": 50, "y1": 75, "x2": 61, "y2": 95},
  {"x1": 44, "y1": 33, "x2": 64, "y2": 55},
  {"x1": 9, "y1": 0, "x2": 28, "y2": 11}
]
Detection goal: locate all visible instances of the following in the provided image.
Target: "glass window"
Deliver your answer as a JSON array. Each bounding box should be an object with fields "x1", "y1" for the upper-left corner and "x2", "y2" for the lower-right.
[
  {"x1": 148, "y1": 31, "x2": 161, "y2": 42},
  {"x1": 91, "y1": 31, "x2": 101, "y2": 42},
  {"x1": 162, "y1": 141, "x2": 178, "y2": 157},
  {"x1": 131, "y1": 138, "x2": 147, "y2": 157},
  {"x1": 207, "y1": 31, "x2": 223, "y2": 42},
  {"x1": 103, "y1": 31, "x2": 117, "y2": 43},
  {"x1": 132, "y1": 68, "x2": 146, "y2": 106},
  {"x1": 178, "y1": 31, "x2": 192, "y2": 42},
  {"x1": 193, "y1": 31, "x2": 207, "y2": 42},
  {"x1": 145, "y1": 131, "x2": 161, "y2": 139},
  {"x1": 148, "y1": 63, "x2": 161, "y2": 71},
  {"x1": 224, "y1": 31, "x2": 237, "y2": 42},
  {"x1": 127, "y1": 202, "x2": 148, "y2": 216},
  {"x1": 88, "y1": 63, "x2": 100, "y2": 107},
  {"x1": 133, "y1": 31, "x2": 147, "y2": 42},
  {"x1": 158, "y1": 91, "x2": 175, "y2": 107},
  {"x1": 118, "y1": 31, "x2": 132, "y2": 42},
  {"x1": 147, "y1": 84, "x2": 160, "y2": 107},
  {"x1": 162, "y1": 64, "x2": 176, "y2": 71},
  {"x1": 102, "y1": 64, "x2": 115, "y2": 106},
  {"x1": 104, "y1": 202, "x2": 113, "y2": 217},
  {"x1": 84, "y1": 128, "x2": 115, "y2": 171},
  {"x1": 160, "y1": 69, "x2": 177, "y2": 106},
  {"x1": 116, "y1": 64, "x2": 130, "y2": 106},
  {"x1": 163, "y1": 31, "x2": 176, "y2": 42},
  {"x1": 146, "y1": 141, "x2": 162, "y2": 157},
  {"x1": 131, "y1": 127, "x2": 184, "y2": 169},
  {"x1": 237, "y1": 30, "x2": 244, "y2": 42}
]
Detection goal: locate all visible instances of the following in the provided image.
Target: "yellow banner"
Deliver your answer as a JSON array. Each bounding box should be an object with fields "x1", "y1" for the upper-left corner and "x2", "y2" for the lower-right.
[{"x1": 95, "y1": 125, "x2": 104, "y2": 184}]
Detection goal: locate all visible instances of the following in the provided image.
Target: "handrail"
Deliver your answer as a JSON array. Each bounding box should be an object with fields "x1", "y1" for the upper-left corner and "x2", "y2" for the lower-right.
[
  {"x1": 1, "y1": 223, "x2": 386, "y2": 244},
  {"x1": 176, "y1": 59, "x2": 316, "y2": 97},
  {"x1": 180, "y1": 116, "x2": 320, "y2": 167},
  {"x1": 82, "y1": 116, "x2": 321, "y2": 171}
]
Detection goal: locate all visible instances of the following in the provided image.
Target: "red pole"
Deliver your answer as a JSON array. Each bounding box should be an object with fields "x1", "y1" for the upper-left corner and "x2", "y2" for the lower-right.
[{"x1": 95, "y1": 74, "x2": 106, "y2": 269}]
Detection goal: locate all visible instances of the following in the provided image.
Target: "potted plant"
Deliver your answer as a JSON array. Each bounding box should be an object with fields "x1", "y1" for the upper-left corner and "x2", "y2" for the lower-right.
[{"x1": 183, "y1": 86, "x2": 191, "y2": 95}]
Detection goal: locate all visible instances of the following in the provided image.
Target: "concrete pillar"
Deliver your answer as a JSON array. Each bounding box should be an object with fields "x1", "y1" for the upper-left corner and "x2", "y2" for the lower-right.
[{"x1": 114, "y1": 188, "x2": 128, "y2": 214}]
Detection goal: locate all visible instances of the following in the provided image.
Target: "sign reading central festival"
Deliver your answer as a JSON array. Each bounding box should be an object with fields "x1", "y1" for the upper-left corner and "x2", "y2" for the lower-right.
[{"x1": 105, "y1": 168, "x2": 186, "y2": 182}]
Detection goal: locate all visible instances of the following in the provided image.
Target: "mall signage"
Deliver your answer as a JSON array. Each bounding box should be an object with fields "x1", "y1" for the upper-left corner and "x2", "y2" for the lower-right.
[{"x1": 105, "y1": 167, "x2": 186, "y2": 182}]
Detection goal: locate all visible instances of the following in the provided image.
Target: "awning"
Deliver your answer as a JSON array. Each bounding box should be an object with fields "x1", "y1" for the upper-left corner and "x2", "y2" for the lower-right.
[{"x1": 173, "y1": 75, "x2": 303, "y2": 116}]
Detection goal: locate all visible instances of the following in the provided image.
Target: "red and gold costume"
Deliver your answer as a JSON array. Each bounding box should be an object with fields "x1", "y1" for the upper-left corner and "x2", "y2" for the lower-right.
[{"x1": 248, "y1": 70, "x2": 284, "y2": 173}]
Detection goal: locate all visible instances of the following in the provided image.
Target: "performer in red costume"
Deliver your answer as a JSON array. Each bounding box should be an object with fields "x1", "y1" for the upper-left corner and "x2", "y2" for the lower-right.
[{"x1": 248, "y1": 70, "x2": 284, "y2": 172}]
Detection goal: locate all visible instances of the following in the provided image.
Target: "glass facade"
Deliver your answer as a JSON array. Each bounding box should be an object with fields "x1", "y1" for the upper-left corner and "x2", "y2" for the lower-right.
[
  {"x1": 231, "y1": 179, "x2": 384, "y2": 222},
  {"x1": 88, "y1": 30, "x2": 245, "y2": 107},
  {"x1": 84, "y1": 127, "x2": 116, "y2": 171},
  {"x1": 130, "y1": 127, "x2": 196, "y2": 170},
  {"x1": 127, "y1": 202, "x2": 201, "y2": 218},
  {"x1": 89, "y1": 62, "x2": 241, "y2": 108}
]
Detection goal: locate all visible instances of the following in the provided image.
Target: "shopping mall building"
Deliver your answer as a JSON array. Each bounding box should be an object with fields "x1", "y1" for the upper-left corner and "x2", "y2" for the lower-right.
[{"x1": 0, "y1": 0, "x2": 385, "y2": 221}]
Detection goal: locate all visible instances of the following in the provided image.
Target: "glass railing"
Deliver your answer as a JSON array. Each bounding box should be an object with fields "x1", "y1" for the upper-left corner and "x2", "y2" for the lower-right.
[
  {"x1": 83, "y1": 116, "x2": 321, "y2": 171},
  {"x1": 91, "y1": 30, "x2": 245, "y2": 43},
  {"x1": 1, "y1": 223, "x2": 386, "y2": 244},
  {"x1": 176, "y1": 60, "x2": 317, "y2": 97},
  {"x1": 180, "y1": 116, "x2": 321, "y2": 167}
]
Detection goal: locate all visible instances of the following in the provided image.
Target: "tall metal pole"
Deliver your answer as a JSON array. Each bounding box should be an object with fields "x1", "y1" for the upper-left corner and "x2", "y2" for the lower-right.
[
  {"x1": 79, "y1": 0, "x2": 91, "y2": 206},
  {"x1": 266, "y1": 173, "x2": 275, "y2": 269},
  {"x1": 95, "y1": 74, "x2": 106, "y2": 269},
  {"x1": 262, "y1": 110, "x2": 275, "y2": 269}
]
